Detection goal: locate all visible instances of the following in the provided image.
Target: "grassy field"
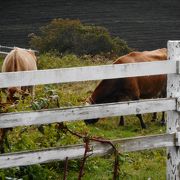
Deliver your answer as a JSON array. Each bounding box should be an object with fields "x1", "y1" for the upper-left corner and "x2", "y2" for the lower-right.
[{"x1": 0, "y1": 54, "x2": 166, "y2": 179}]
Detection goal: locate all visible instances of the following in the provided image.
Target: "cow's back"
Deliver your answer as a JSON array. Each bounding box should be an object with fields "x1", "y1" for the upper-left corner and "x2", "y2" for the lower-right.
[
  {"x1": 114, "y1": 48, "x2": 167, "y2": 64},
  {"x1": 114, "y1": 48, "x2": 167, "y2": 99},
  {"x1": 2, "y1": 48, "x2": 37, "y2": 72}
]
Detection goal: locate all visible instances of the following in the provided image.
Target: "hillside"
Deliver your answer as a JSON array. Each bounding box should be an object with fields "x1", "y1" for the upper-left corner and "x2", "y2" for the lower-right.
[{"x1": 0, "y1": 0, "x2": 180, "y2": 50}]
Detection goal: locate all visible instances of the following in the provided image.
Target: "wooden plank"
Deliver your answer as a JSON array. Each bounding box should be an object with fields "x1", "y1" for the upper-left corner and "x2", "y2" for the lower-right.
[
  {"x1": 0, "y1": 45, "x2": 39, "y2": 53},
  {"x1": 0, "y1": 60, "x2": 177, "y2": 88},
  {"x1": 167, "y1": 41, "x2": 180, "y2": 179},
  {"x1": 0, "y1": 51, "x2": 8, "y2": 55},
  {"x1": 116, "y1": 133, "x2": 174, "y2": 152},
  {"x1": 0, "y1": 98, "x2": 176, "y2": 128},
  {"x1": 0, "y1": 133, "x2": 175, "y2": 169},
  {"x1": 0, "y1": 45, "x2": 14, "y2": 50}
]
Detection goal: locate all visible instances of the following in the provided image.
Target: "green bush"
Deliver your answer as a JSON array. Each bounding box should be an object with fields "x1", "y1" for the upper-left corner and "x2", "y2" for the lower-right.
[{"x1": 29, "y1": 19, "x2": 131, "y2": 56}]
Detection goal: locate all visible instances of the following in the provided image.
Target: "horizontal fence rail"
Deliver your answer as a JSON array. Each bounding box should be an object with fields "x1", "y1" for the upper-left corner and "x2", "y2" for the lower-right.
[
  {"x1": 0, "y1": 45, "x2": 39, "y2": 53},
  {"x1": 0, "y1": 133, "x2": 175, "y2": 169},
  {"x1": 0, "y1": 60, "x2": 177, "y2": 88},
  {"x1": 0, "y1": 51, "x2": 8, "y2": 55},
  {"x1": 0, "y1": 98, "x2": 176, "y2": 128},
  {"x1": 0, "y1": 45, "x2": 16, "y2": 50}
]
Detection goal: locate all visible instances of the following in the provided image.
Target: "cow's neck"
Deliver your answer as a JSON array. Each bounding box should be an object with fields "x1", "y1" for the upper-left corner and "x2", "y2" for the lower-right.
[{"x1": 89, "y1": 96, "x2": 96, "y2": 104}]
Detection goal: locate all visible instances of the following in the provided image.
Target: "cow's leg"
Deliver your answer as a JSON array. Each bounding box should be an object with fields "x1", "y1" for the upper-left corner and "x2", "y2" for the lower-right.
[
  {"x1": 0, "y1": 129, "x2": 4, "y2": 153},
  {"x1": 151, "y1": 112, "x2": 157, "y2": 122},
  {"x1": 136, "y1": 114, "x2": 146, "y2": 129},
  {"x1": 28, "y1": 86, "x2": 35, "y2": 100},
  {"x1": 4, "y1": 129, "x2": 11, "y2": 151},
  {"x1": 119, "y1": 116, "x2": 125, "y2": 126},
  {"x1": 6, "y1": 88, "x2": 16, "y2": 103},
  {"x1": 21, "y1": 86, "x2": 35, "y2": 100},
  {"x1": 151, "y1": 112, "x2": 166, "y2": 125},
  {"x1": 7, "y1": 87, "x2": 23, "y2": 102},
  {"x1": 126, "y1": 79, "x2": 147, "y2": 128},
  {"x1": 0, "y1": 142, "x2": 4, "y2": 153},
  {"x1": 0, "y1": 128, "x2": 9, "y2": 153},
  {"x1": 160, "y1": 112, "x2": 166, "y2": 126}
]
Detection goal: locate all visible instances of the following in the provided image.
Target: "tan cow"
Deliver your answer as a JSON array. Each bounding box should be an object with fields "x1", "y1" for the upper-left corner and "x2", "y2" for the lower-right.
[
  {"x1": 85, "y1": 48, "x2": 167, "y2": 128},
  {"x1": 2, "y1": 47, "x2": 37, "y2": 101},
  {"x1": 0, "y1": 47, "x2": 37, "y2": 153}
]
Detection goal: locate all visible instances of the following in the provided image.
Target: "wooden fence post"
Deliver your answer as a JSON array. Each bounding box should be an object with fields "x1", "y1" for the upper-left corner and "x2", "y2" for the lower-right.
[{"x1": 167, "y1": 40, "x2": 180, "y2": 179}]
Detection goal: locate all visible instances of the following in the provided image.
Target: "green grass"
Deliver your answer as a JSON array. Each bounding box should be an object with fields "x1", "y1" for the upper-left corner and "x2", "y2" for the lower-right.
[
  {"x1": 0, "y1": 53, "x2": 166, "y2": 179},
  {"x1": 0, "y1": 56, "x2": 4, "y2": 68}
]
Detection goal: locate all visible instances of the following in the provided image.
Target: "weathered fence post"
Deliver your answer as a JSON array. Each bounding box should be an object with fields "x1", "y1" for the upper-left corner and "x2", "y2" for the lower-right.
[{"x1": 167, "y1": 40, "x2": 180, "y2": 179}]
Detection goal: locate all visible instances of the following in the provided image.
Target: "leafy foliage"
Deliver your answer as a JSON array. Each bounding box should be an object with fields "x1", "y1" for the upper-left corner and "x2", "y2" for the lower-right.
[
  {"x1": 37, "y1": 52, "x2": 113, "y2": 70},
  {"x1": 29, "y1": 19, "x2": 131, "y2": 56}
]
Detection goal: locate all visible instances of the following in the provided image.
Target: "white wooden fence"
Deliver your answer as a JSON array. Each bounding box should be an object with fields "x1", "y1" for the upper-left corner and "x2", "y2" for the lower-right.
[
  {"x1": 0, "y1": 45, "x2": 39, "y2": 56},
  {"x1": 0, "y1": 40, "x2": 180, "y2": 179}
]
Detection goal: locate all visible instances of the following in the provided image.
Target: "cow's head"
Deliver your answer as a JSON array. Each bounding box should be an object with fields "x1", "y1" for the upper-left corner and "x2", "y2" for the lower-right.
[
  {"x1": 84, "y1": 96, "x2": 100, "y2": 125},
  {"x1": 84, "y1": 78, "x2": 122, "y2": 125}
]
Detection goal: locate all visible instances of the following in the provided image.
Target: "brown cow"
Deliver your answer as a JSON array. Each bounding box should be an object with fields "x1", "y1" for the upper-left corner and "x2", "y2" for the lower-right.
[
  {"x1": 85, "y1": 48, "x2": 167, "y2": 128},
  {"x1": 2, "y1": 47, "x2": 37, "y2": 101},
  {"x1": 0, "y1": 47, "x2": 37, "y2": 153}
]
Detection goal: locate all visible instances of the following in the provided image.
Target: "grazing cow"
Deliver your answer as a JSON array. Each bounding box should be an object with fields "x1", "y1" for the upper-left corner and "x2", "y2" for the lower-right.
[
  {"x1": 0, "y1": 128, "x2": 10, "y2": 153},
  {"x1": 0, "y1": 48, "x2": 37, "y2": 153},
  {"x1": 1, "y1": 47, "x2": 37, "y2": 101},
  {"x1": 0, "y1": 129, "x2": 5, "y2": 153},
  {"x1": 85, "y1": 48, "x2": 167, "y2": 128}
]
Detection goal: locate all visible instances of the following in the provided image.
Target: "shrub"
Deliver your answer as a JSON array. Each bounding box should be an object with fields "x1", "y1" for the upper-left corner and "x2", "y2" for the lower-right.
[{"x1": 29, "y1": 19, "x2": 131, "y2": 56}]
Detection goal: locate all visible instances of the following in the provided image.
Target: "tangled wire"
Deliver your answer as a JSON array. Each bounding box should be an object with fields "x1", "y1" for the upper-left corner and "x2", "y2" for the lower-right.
[{"x1": 56, "y1": 123, "x2": 121, "y2": 180}]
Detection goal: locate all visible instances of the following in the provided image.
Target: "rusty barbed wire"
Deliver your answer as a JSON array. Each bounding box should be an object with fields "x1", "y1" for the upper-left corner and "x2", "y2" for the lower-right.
[
  {"x1": 63, "y1": 157, "x2": 69, "y2": 180},
  {"x1": 57, "y1": 123, "x2": 120, "y2": 180}
]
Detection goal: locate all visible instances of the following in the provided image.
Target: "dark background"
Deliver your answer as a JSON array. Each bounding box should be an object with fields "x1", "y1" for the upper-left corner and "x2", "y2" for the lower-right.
[{"x1": 0, "y1": 0, "x2": 180, "y2": 50}]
